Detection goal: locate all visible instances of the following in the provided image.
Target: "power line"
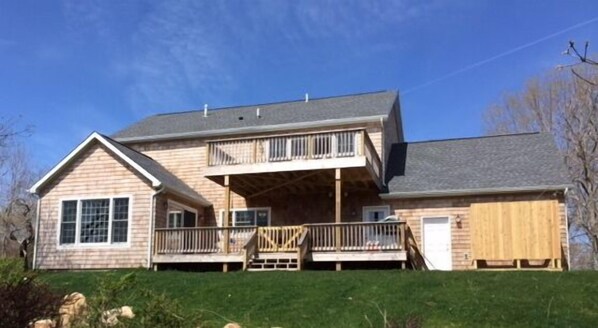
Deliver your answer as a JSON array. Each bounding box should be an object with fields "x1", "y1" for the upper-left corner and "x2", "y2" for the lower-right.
[{"x1": 402, "y1": 16, "x2": 598, "y2": 95}]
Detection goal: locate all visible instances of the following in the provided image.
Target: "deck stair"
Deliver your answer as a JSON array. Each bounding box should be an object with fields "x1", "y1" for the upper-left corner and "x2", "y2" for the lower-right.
[{"x1": 246, "y1": 252, "x2": 299, "y2": 271}]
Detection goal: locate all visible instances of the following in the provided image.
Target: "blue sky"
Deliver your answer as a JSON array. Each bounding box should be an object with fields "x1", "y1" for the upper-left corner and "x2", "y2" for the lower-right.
[{"x1": 1, "y1": 0, "x2": 597, "y2": 169}]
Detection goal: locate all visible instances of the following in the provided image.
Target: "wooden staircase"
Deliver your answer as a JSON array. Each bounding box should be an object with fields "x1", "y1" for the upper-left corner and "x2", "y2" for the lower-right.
[{"x1": 246, "y1": 253, "x2": 299, "y2": 271}]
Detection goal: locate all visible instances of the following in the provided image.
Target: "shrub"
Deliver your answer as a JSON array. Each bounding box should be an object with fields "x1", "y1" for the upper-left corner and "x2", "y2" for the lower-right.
[
  {"x1": 84, "y1": 272, "x2": 203, "y2": 328},
  {"x1": 0, "y1": 257, "x2": 29, "y2": 284},
  {"x1": 0, "y1": 270, "x2": 63, "y2": 328}
]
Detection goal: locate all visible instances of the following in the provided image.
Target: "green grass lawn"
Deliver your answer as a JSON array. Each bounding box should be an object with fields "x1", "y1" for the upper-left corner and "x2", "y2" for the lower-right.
[{"x1": 41, "y1": 270, "x2": 598, "y2": 328}]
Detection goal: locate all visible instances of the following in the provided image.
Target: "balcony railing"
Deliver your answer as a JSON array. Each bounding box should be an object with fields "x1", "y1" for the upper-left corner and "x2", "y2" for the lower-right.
[{"x1": 207, "y1": 130, "x2": 376, "y2": 166}]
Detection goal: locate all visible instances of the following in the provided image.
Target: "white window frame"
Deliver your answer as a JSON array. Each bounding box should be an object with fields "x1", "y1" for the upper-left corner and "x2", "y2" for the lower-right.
[
  {"x1": 167, "y1": 200, "x2": 198, "y2": 228},
  {"x1": 219, "y1": 207, "x2": 271, "y2": 227},
  {"x1": 56, "y1": 195, "x2": 132, "y2": 249}
]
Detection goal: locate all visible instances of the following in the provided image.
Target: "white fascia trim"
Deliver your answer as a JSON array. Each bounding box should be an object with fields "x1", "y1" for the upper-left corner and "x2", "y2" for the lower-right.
[
  {"x1": 379, "y1": 185, "x2": 572, "y2": 199},
  {"x1": 114, "y1": 115, "x2": 389, "y2": 143},
  {"x1": 29, "y1": 132, "x2": 162, "y2": 194}
]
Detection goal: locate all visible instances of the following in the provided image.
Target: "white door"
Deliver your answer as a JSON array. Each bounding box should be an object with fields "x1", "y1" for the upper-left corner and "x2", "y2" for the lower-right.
[{"x1": 422, "y1": 217, "x2": 452, "y2": 270}]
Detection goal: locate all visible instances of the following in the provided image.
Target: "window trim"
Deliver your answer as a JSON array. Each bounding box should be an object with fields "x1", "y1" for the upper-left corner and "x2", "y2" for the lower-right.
[
  {"x1": 56, "y1": 195, "x2": 132, "y2": 249},
  {"x1": 167, "y1": 200, "x2": 198, "y2": 228},
  {"x1": 219, "y1": 207, "x2": 271, "y2": 227}
]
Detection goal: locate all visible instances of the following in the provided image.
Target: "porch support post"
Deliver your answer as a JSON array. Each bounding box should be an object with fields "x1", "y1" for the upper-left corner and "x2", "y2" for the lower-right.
[
  {"x1": 224, "y1": 175, "x2": 231, "y2": 255},
  {"x1": 335, "y1": 168, "x2": 342, "y2": 271}
]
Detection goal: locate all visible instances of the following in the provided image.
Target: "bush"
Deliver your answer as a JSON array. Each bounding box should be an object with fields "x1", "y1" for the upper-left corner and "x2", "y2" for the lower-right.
[
  {"x1": 0, "y1": 257, "x2": 29, "y2": 284},
  {"x1": 85, "y1": 272, "x2": 203, "y2": 328},
  {"x1": 0, "y1": 259, "x2": 63, "y2": 328}
]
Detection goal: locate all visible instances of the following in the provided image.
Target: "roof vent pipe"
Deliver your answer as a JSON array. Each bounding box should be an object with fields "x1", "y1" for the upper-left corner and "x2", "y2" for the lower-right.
[
  {"x1": 256, "y1": 107, "x2": 261, "y2": 118},
  {"x1": 203, "y1": 104, "x2": 208, "y2": 117},
  {"x1": 305, "y1": 93, "x2": 309, "y2": 103}
]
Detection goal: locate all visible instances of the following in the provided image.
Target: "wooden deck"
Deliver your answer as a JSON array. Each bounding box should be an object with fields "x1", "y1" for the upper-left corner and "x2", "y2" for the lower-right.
[{"x1": 152, "y1": 222, "x2": 408, "y2": 270}]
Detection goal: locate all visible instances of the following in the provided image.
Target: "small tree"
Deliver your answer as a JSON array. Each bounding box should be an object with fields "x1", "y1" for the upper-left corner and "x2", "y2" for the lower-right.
[{"x1": 0, "y1": 117, "x2": 36, "y2": 267}]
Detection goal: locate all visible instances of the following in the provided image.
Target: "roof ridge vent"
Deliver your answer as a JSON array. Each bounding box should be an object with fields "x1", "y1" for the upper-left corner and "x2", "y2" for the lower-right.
[
  {"x1": 203, "y1": 104, "x2": 208, "y2": 117},
  {"x1": 305, "y1": 93, "x2": 309, "y2": 103}
]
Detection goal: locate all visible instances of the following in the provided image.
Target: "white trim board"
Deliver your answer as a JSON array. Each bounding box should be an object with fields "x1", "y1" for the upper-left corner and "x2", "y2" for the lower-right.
[{"x1": 29, "y1": 132, "x2": 161, "y2": 194}]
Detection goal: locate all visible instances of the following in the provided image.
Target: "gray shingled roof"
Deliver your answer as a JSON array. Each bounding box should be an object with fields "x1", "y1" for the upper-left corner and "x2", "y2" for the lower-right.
[
  {"x1": 385, "y1": 133, "x2": 571, "y2": 196},
  {"x1": 113, "y1": 90, "x2": 397, "y2": 141},
  {"x1": 102, "y1": 135, "x2": 210, "y2": 205}
]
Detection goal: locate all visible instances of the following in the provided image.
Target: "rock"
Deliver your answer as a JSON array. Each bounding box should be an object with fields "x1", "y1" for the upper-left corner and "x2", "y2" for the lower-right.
[
  {"x1": 223, "y1": 323, "x2": 242, "y2": 328},
  {"x1": 119, "y1": 306, "x2": 135, "y2": 319},
  {"x1": 102, "y1": 306, "x2": 136, "y2": 326},
  {"x1": 59, "y1": 292, "x2": 87, "y2": 328},
  {"x1": 30, "y1": 319, "x2": 56, "y2": 328}
]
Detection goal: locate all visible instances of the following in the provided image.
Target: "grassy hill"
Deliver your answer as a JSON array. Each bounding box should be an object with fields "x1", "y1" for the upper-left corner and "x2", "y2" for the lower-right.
[{"x1": 41, "y1": 270, "x2": 598, "y2": 327}]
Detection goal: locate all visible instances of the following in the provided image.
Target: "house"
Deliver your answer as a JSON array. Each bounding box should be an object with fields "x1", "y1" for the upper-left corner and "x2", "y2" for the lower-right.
[{"x1": 29, "y1": 91, "x2": 571, "y2": 271}]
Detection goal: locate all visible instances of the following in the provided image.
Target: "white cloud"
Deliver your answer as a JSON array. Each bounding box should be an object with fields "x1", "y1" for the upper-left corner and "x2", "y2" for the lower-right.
[{"x1": 59, "y1": 0, "x2": 452, "y2": 117}]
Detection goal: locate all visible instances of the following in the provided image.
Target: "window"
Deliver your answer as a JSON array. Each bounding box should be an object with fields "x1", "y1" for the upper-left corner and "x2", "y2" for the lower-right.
[
  {"x1": 223, "y1": 208, "x2": 270, "y2": 227},
  {"x1": 167, "y1": 201, "x2": 197, "y2": 228},
  {"x1": 168, "y1": 212, "x2": 183, "y2": 228},
  {"x1": 80, "y1": 199, "x2": 110, "y2": 243},
  {"x1": 59, "y1": 201, "x2": 77, "y2": 244},
  {"x1": 59, "y1": 197, "x2": 130, "y2": 246},
  {"x1": 112, "y1": 198, "x2": 129, "y2": 243}
]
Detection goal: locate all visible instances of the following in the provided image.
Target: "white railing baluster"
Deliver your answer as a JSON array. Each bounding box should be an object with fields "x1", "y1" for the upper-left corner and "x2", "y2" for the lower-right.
[{"x1": 207, "y1": 130, "x2": 363, "y2": 166}]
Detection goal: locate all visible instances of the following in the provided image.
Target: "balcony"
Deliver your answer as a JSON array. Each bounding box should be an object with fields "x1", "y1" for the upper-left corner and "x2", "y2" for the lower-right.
[{"x1": 204, "y1": 129, "x2": 382, "y2": 181}]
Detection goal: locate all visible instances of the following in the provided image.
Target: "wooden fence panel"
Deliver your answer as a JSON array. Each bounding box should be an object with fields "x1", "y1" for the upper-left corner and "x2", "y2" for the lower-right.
[{"x1": 471, "y1": 200, "x2": 560, "y2": 261}]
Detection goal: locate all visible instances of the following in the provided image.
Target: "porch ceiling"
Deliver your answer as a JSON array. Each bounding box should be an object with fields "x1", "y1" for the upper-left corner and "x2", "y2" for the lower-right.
[{"x1": 208, "y1": 168, "x2": 378, "y2": 198}]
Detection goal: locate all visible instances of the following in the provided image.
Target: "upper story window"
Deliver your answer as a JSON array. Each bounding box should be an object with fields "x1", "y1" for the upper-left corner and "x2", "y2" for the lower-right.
[{"x1": 59, "y1": 197, "x2": 130, "y2": 246}]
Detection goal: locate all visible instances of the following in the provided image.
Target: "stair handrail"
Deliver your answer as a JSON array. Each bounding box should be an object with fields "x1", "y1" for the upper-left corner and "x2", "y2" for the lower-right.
[
  {"x1": 296, "y1": 227, "x2": 310, "y2": 270},
  {"x1": 242, "y1": 229, "x2": 258, "y2": 271}
]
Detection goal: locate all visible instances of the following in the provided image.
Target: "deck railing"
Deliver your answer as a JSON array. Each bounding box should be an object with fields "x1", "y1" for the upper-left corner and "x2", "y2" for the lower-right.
[
  {"x1": 154, "y1": 222, "x2": 406, "y2": 255},
  {"x1": 257, "y1": 226, "x2": 304, "y2": 252},
  {"x1": 207, "y1": 130, "x2": 366, "y2": 166},
  {"x1": 307, "y1": 222, "x2": 406, "y2": 252},
  {"x1": 154, "y1": 227, "x2": 255, "y2": 254},
  {"x1": 363, "y1": 132, "x2": 382, "y2": 178}
]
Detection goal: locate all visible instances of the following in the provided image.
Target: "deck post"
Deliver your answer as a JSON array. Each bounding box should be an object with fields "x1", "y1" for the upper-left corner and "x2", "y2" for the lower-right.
[
  {"x1": 335, "y1": 168, "x2": 342, "y2": 271},
  {"x1": 224, "y1": 175, "x2": 231, "y2": 254},
  {"x1": 398, "y1": 221, "x2": 406, "y2": 251},
  {"x1": 360, "y1": 130, "x2": 365, "y2": 156}
]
